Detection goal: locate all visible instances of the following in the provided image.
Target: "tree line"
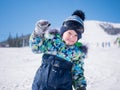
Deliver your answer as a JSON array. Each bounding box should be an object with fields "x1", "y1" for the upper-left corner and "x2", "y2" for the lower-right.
[{"x1": 0, "y1": 33, "x2": 30, "y2": 47}]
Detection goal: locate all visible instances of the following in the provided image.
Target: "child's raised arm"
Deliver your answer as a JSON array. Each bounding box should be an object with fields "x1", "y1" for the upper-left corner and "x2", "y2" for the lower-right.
[{"x1": 29, "y1": 20, "x2": 51, "y2": 53}]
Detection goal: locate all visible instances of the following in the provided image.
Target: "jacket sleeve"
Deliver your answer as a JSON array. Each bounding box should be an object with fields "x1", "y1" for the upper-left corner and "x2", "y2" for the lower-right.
[
  {"x1": 72, "y1": 54, "x2": 87, "y2": 90},
  {"x1": 29, "y1": 19, "x2": 53, "y2": 53},
  {"x1": 29, "y1": 29, "x2": 59, "y2": 54},
  {"x1": 29, "y1": 31, "x2": 46, "y2": 53}
]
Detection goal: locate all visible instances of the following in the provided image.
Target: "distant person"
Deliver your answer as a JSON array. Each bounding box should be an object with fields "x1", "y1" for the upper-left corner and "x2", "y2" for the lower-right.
[
  {"x1": 107, "y1": 42, "x2": 111, "y2": 47},
  {"x1": 114, "y1": 37, "x2": 120, "y2": 47},
  {"x1": 29, "y1": 10, "x2": 88, "y2": 90},
  {"x1": 102, "y1": 42, "x2": 104, "y2": 48}
]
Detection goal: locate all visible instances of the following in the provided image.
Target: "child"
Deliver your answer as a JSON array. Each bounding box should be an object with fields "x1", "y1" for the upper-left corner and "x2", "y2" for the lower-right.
[{"x1": 30, "y1": 10, "x2": 87, "y2": 90}]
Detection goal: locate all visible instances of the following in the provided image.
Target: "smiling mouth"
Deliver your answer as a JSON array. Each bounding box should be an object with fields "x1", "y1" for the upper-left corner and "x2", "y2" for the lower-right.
[{"x1": 67, "y1": 39, "x2": 74, "y2": 43}]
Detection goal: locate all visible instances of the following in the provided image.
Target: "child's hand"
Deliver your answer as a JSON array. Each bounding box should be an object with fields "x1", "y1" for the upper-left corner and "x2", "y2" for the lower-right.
[{"x1": 34, "y1": 20, "x2": 51, "y2": 37}]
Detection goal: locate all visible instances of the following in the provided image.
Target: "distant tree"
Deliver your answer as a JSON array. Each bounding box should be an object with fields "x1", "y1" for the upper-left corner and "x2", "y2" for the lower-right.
[
  {"x1": 16, "y1": 33, "x2": 22, "y2": 47},
  {"x1": 99, "y1": 23, "x2": 120, "y2": 35},
  {"x1": 5, "y1": 33, "x2": 30, "y2": 47},
  {"x1": 21, "y1": 34, "x2": 25, "y2": 47},
  {"x1": 7, "y1": 33, "x2": 14, "y2": 47}
]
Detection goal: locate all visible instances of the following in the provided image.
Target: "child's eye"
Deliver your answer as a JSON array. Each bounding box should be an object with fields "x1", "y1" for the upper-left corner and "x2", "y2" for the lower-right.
[
  {"x1": 73, "y1": 33, "x2": 77, "y2": 37},
  {"x1": 68, "y1": 32, "x2": 71, "y2": 35},
  {"x1": 75, "y1": 34, "x2": 77, "y2": 36},
  {"x1": 74, "y1": 35, "x2": 77, "y2": 38}
]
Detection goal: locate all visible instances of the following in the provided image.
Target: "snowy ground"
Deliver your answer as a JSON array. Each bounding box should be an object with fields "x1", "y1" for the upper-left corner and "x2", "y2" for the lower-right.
[
  {"x1": 85, "y1": 46, "x2": 120, "y2": 90},
  {"x1": 0, "y1": 46, "x2": 120, "y2": 90},
  {"x1": 0, "y1": 47, "x2": 41, "y2": 90}
]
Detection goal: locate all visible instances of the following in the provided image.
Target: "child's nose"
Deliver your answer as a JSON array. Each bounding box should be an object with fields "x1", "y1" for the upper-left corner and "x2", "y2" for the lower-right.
[{"x1": 70, "y1": 35, "x2": 74, "y2": 38}]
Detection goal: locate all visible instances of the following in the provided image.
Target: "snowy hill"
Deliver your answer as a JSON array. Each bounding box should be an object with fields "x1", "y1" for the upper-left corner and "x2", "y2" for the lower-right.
[
  {"x1": 81, "y1": 20, "x2": 120, "y2": 48},
  {"x1": 0, "y1": 20, "x2": 120, "y2": 90}
]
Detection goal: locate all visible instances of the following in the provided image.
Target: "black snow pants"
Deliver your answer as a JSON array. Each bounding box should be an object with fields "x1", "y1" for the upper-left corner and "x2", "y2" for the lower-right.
[{"x1": 32, "y1": 54, "x2": 73, "y2": 90}]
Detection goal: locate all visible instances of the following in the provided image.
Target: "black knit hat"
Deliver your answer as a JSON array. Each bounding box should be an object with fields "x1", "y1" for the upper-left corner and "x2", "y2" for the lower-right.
[{"x1": 60, "y1": 10, "x2": 85, "y2": 40}]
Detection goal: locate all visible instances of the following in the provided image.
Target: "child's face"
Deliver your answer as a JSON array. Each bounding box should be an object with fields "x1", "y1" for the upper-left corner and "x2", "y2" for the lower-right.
[{"x1": 62, "y1": 30, "x2": 78, "y2": 45}]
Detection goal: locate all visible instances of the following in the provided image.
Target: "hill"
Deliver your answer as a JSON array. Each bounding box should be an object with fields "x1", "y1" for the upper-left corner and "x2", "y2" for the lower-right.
[{"x1": 81, "y1": 20, "x2": 120, "y2": 48}]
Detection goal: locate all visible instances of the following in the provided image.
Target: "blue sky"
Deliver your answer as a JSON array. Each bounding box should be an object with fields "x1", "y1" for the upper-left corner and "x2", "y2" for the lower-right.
[{"x1": 0, "y1": 0, "x2": 120, "y2": 41}]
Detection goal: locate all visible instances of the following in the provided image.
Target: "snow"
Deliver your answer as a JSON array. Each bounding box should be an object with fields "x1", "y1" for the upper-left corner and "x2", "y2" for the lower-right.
[
  {"x1": 85, "y1": 47, "x2": 120, "y2": 90},
  {"x1": 0, "y1": 47, "x2": 41, "y2": 90},
  {"x1": 0, "y1": 20, "x2": 120, "y2": 90}
]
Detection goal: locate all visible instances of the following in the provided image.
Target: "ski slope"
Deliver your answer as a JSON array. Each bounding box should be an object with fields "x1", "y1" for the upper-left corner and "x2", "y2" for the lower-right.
[{"x1": 0, "y1": 20, "x2": 120, "y2": 90}]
